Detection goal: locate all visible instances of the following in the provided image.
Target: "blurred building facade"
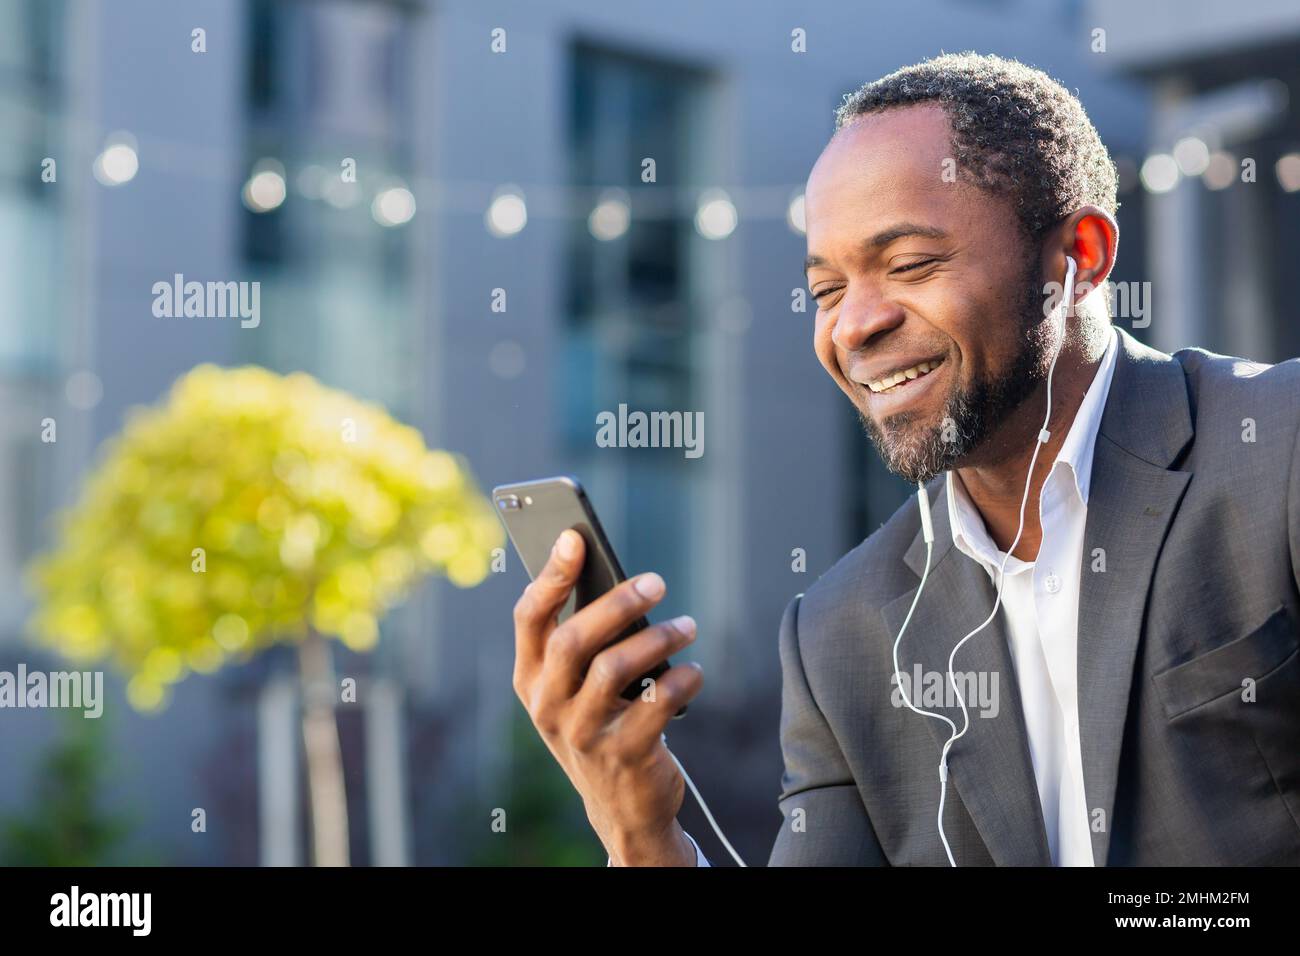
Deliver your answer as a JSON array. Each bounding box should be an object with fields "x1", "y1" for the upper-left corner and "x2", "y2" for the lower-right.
[
  {"x1": 1089, "y1": 0, "x2": 1300, "y2": 362},
  {"x1": 0, "y1": 0, "x2": 1291, "y2": 865}
]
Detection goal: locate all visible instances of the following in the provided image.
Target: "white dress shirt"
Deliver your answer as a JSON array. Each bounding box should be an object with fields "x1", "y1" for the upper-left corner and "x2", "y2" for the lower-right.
[
  {"x1": 945, "y1": 324, "x2": 1118, "y2": 866},
  {"x1": 626, "y1": 327, "x2": 1118, "y2": 869}
]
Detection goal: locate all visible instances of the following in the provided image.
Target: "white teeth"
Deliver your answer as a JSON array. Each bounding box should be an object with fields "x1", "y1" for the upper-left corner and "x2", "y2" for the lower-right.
[{"x1": 866, "y1": 358, "x2": 943, "y2": 393}]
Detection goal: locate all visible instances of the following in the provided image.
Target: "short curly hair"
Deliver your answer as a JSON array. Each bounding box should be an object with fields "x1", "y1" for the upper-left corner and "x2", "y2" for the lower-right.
[{"x1": 835, "y1": 52, "x2": 1118, "y2": 245}]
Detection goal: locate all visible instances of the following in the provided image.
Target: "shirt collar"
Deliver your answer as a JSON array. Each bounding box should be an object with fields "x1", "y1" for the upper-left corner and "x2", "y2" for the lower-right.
[
  {"x1": 1054, "y1": 323, "x2": 1119, "y2": 506},
  {"x1": 946, "y1": 325, "x2": 1119, "y2": 566}
]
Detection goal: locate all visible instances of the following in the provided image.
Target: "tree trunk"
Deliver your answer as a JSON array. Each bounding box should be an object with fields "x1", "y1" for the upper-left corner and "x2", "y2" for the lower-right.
[{"x1": 298, "y1": 630, "x2": 350, "y2": 866}]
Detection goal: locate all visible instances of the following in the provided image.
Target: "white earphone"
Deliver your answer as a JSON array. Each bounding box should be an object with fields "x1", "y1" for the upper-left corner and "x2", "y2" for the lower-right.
[{"x1": 892, "y1": 255, "x2": 1077, "y2": 866}]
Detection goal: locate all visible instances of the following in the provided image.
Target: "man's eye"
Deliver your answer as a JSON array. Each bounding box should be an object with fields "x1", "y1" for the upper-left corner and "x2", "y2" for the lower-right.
[
  {"x1": 812, "y1": 287, "x2": 842, "y2": 302},
  {"x1": 892, "y1": 258, "x2": 938, "y2": 274}
]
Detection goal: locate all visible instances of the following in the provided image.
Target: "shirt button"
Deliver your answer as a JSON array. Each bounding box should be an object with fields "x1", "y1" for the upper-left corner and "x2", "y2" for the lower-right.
[{"x1": 1045, "y1": 572, "x2": 1061, "y2": 594}]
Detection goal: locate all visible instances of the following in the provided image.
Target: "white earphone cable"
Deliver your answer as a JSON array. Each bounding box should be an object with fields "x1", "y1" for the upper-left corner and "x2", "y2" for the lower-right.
[
  {"x1": 892, "y1": 255, "x2": 1077, "y2": 866},
  {"x1": 663, "y1": 734, "x2": 748, "y2": 866}
]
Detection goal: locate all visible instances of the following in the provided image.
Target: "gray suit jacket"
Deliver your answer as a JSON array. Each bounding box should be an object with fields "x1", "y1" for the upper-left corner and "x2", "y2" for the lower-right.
[{"x1": 768, "y1": 327, "x2": 1300, "y2": 865}]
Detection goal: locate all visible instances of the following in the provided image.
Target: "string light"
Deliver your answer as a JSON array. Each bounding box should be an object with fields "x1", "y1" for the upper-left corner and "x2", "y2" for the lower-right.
[
  {"x1": 1173, "y1": 137, "x2": 1210, "y2": 176},
  {"x1": 1140, "y1": 153, "x2": 1179, "y2": 193},
  {"x1": 588, "y1": 189, "x2": 630, "y2": 241},
  {"x1": 64, "y1": 123, "x2": 826, "y2": 234},
  {"x1": 486, "y1": 187, "x2": 527, "y2": 237},
  {"x1": 93, "y1": 133, "x2": 139, "y2": 186},
  {"x1": 373, "y1": 183, "x2": 417, "y2": 226},
  {"x1": 242, "y1": 159, "x2": 287, "y2": 212},
  {"x1": 1277, "y1": 153, "x2": 1300, "y2": 193},
  {"x1": 1203, "y1": 151, "x2": 1236, "y2": 190},
  {"x1": 786, "y1": 191, "x2": 806, "y2": 235},
  {"x1": 694, "y1": 189, "x2": 737, "y2": 239}
]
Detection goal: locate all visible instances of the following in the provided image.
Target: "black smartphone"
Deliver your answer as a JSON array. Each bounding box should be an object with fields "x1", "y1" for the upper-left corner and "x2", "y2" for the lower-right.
[{"x1": 493, "y1": 475, "x2": 686, "y2": 717}]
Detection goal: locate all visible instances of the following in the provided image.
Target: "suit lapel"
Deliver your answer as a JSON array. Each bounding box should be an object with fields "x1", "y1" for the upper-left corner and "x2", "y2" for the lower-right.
[
  {"x1": 881, "y1": 477, "x2": 1053, "y2": 866},
  {"x1": 1076, "y1": 328, "x2": 1193, "y2": 864}
]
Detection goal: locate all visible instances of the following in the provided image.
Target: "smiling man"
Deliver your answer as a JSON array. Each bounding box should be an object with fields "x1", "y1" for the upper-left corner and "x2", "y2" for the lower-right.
[{"x1": 511, "y1": 52, "x2": 1300, "y2": 866}]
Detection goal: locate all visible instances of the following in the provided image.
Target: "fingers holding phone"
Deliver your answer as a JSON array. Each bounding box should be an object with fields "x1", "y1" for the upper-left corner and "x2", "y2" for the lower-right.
[
  {"x1": 606, "y1": 654, "x2": 704, "y2": 746},
  {"x1": 500, "y1": 476, "x2": 706, "y2": 865},
  {"x1": 515, "y1": 528, "x2": 698, "y2": 740},
  {"x1": 512, "y1": 535, "x2": 702, "y2": 865},
  {"x1": 511, "y1": 528, "x2": 586, "y2": 688},
  {"x1": 573, "y1": 609, "x2": 698, "y2": 729}
]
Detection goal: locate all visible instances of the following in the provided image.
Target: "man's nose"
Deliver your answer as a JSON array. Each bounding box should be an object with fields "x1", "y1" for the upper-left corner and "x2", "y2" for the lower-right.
[{"x1": 831, "y1": 288, "x2": 905, "y2": 352}]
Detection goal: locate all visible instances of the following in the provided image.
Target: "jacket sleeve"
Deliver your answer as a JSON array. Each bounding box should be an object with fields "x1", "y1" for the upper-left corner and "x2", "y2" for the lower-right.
[
  {"x1": 1289, "y1": 411, "x2": 1300, "y2": 598},
  {"x1": 768, "y1": 593, "x2": 887, "y2": 866}
]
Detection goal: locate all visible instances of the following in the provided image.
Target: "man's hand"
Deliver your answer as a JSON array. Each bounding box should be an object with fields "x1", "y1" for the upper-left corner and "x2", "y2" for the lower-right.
[{"x1": 512, "y1": 529, "x2": 705, "y2": 866}]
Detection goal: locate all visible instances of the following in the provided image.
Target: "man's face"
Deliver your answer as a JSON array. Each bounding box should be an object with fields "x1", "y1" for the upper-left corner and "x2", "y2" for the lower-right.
[{"x1": 804, "y1": 103, "x2": 1053, "y2": 484}]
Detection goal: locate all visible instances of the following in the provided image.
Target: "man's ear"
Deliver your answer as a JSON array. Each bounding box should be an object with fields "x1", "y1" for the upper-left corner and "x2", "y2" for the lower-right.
[{"x1": 1059, "y1": 206, "x2": 1119, "y2": 300}]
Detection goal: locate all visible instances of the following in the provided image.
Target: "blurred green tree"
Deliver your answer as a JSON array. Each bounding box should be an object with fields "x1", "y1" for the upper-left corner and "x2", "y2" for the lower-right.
[
  {"x1": 464, "y1": 708, "x2": 605, "y2": 867},
  {"x1": 27, "y1": 364, "x2": 503, "y2": 866},
  {"x1": 0, "y1": 710, "x2": 140, "y2": 866}
]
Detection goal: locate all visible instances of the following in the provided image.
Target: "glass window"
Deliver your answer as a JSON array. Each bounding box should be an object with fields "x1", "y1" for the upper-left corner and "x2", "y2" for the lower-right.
[
  {"x1": 240, "y1": 0, "x2": 417, "y2": 417},
  {"x1": 565, "y1": 45, "x2": 712, "y2": 628},
  {"x1": 0, "y1": 0, "x2": 66, "y2": 636}
]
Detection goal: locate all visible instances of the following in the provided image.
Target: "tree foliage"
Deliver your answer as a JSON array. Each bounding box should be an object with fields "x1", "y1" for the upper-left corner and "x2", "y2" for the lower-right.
[{"x1": 28, "y1": 364, "x2": 502, "y2": 711}]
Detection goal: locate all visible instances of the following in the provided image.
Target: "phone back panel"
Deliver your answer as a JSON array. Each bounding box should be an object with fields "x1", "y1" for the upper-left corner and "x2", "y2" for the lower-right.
[
  {"x1": 492, "y1": 476, "x2": 675, "y2": 707},
  {"x1": 493, "y1": 476, "x2": 640, "y2": 628}
]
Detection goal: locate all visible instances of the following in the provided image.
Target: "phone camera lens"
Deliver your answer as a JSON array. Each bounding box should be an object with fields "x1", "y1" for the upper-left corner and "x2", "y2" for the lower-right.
[{"x1": 497, "y1": 495, "x2": 521, "y2": 511}]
